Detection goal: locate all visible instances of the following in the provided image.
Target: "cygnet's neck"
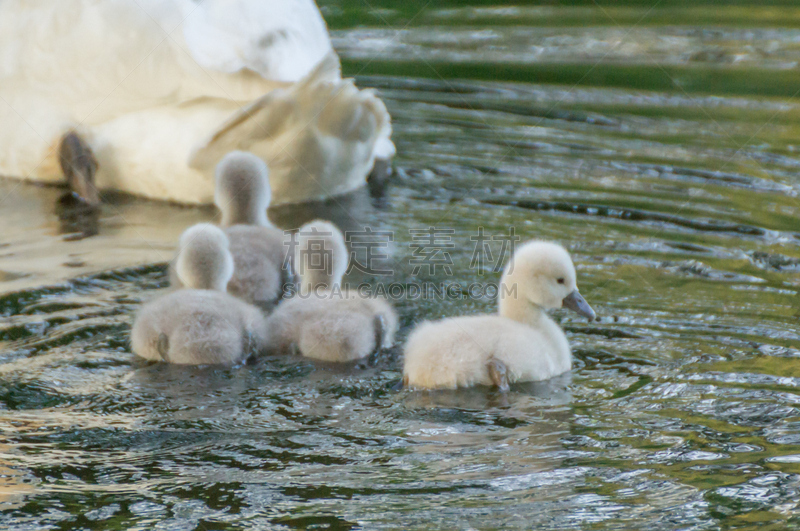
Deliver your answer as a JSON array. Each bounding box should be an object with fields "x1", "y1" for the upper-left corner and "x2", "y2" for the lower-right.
[
  {"x1": 202, "y1": 278, "x2": 229, "y2": 292},
  {"x1": 178, "y1": 261, "x2": 231, "y2": 292},
  {"x1": 298, "y1": 271, "x2": 341, "y2": 296},
  {"x1": 497, "y1": 268, "x2": 549, "y2": 326},
  {"x1": 221, "y1": 205, "x2": 269, "y2": 228},
  {"x1": 498, "y1": 286, "x2": 546, "y2": 326}
]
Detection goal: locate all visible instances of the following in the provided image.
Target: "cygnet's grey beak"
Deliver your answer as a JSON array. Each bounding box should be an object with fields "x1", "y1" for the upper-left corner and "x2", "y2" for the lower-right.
[{"x1": 562, "y1": 290, "x2": 596, "y2": 321}]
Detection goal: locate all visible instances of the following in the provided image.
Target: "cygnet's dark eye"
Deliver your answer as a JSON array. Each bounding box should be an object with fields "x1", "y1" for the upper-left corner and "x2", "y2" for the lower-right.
[{"x1": 556, "y1": 278, "x2": 565, "y2": 285}]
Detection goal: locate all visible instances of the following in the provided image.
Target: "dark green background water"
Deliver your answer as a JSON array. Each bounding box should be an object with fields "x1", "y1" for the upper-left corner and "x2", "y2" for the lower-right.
[{"x1": 2, "y1": 1, "x2": 800, "y2": 529}]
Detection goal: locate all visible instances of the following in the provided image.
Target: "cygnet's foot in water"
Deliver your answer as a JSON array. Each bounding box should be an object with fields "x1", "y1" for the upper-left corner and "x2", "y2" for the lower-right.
[
  {"x1": 366, "y1": 158, "x2": 392, "y2": 198},
  {"x1": 59, "y1": 131, "x2": 100, "y2": 206},
  {"x1": 280, "y1": 264, "x2": 297, "y2": 301},
  {"x1": 372, "y1": 315, "x2": 387, "y2": 356},
  {"x1": 156, "y1": 333, "x2": 170, "y2": 362},
  {"x1": 243, "y1": 331, "x2": 261, "y2": 361},
  {"x1": 487, "y1": 358, "x2": 510, "y2": 392}
]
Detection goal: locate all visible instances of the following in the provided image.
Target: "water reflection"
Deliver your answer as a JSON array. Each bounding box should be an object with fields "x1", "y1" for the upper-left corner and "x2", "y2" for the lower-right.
[
  {"x1": 269, "y1": 187, "x2": 380, "y2": 233},
  {"x1": 55, "y1": 193, "x2": 99, "y2": 240}
]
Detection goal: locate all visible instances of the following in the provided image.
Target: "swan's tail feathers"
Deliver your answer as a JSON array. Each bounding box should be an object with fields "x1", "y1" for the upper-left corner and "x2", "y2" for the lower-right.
[{"x1": 189, "y1": 53, "x2": 394, "y2": 205}]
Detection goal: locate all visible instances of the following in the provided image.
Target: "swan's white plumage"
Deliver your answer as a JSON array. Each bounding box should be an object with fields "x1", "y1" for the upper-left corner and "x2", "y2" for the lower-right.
[
  {"x1": 403, "y1": 241, "x2": 593, "y2": 390},
  {"x1": 0, "y1": 0, "x2": 393, "y2": 205},
  {"x1": 180, "y1": 0, "x2": 331, "y2": 81},
  {"x1": 403, "y1": 315, "x2": 571, "y2": 389}
]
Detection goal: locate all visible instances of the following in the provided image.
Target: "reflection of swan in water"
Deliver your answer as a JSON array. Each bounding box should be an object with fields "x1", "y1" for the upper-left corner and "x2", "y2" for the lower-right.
[
  {"x1": 268, "y1": 186, "x2": 380, "y2": 233},
  {"x1": 55, "y1": 192, "x2": 99, "y2": 240},
  {"x1": 127, "y1": 361, "x2": 262, "y2": 416},
  {"x1": 401, "y1": 372, "x2": 574, "y2": 410}
]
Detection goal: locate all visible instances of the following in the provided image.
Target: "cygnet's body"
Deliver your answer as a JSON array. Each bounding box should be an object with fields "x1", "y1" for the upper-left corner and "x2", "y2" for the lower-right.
[
  {"x1": 266, "y1": 220, "x2": 397, "y2": 362},
  {"x1": 171, "y1": 152, "x2": 290, "y2": 307},
  {"x1": 132, "y1": 224, "x2": 268, "y2": 365},
  {"x1": 403, "y1": 241, "x2": 596, "y2": 390},
  {"x1": 225, "y1": 224, "x2": 288, "y2": 307},
  {"x1": 216, "y1": 152, "x2": 292, "y2": 307}
]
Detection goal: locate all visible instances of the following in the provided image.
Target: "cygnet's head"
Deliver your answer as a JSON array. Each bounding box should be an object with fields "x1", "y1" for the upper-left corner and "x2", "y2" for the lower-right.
[
  {"x1": 175, "y1": 223, "x2": 235, "y2": 291},
  {"x1": 501, "y1": 241, "x2": 596, "y2": 320},
  {"x1": 294, "y1": 220, "x2": 348, "y2": 294},
  {"x1": 214, "y1": 151, "x2": 271, "y2": 227}
]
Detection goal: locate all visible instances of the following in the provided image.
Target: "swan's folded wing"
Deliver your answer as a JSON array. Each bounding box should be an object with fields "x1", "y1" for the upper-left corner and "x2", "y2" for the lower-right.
[
  {"x1": 187, "y1": 89, "x2": 292, "y2": 172},
  {"x1": 187, "y1": 52, "x2": 340, "y2": 171},
  {"x1": 189, "y1": 52, "x2": 390, "y2": 167},
  {"x1": 189, "y1": 51, "x2": 395, "y2": 204}
]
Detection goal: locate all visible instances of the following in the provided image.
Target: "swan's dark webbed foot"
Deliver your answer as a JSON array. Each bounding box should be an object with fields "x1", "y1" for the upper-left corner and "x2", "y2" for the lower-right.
[
  {"x1": 366, "y1": 158, "x2": 392, "y2": 198},
  {"x1": 59, "y1": 131, "x2": 99, "y2": 206},
  {"x1": 487, "y1": 358, "x2": 510, "y2": 392}
]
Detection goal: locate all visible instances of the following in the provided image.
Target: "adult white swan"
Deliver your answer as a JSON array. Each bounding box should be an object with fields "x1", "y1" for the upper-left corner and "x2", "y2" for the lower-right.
[{"x1": 0, "y1": 0, "x2": 394, "y2": 205}]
